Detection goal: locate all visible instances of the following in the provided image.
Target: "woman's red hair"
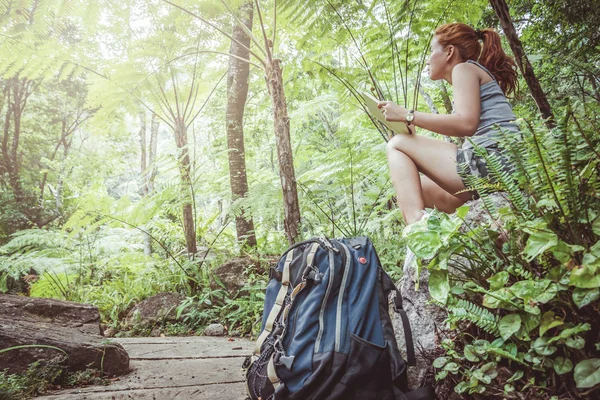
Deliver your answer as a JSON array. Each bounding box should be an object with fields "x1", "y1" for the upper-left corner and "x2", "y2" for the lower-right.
[{"x1": 435, "y1": 23, "x2": 518, "y2": 96}]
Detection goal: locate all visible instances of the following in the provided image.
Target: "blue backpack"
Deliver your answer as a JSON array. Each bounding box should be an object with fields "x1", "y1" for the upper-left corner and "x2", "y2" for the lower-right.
[{"x1": 243, "y1": 237, "x2": 435, "y2": 400}]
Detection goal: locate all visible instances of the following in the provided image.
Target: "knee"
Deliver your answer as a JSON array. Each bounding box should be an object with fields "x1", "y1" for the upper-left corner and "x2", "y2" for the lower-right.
[{"x1": 386, "y1": 134, "x2": 410, "y2": 157}]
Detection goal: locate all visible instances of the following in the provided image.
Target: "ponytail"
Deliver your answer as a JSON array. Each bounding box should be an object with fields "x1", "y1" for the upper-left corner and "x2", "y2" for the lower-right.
[
  {"x1": 478, "y1": 29, "x2": 518, "y2": 96},
  {"x1": 435, "y1": 23, "x2": 518, "y2": 96}
]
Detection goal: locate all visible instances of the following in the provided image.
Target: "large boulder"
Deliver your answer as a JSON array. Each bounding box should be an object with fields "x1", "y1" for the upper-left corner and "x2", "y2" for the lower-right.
[
  {"x1": 210, "y1": 256, "x2": 254, "y2": 296},
  {"x1": 0, "y1": 294, "x2": 129, "y2": 376},
  {"x1": 124, "y1": 292, "x2": 185, "y2": 328},
  {"x1": 393, "y1": 193, "x2": 511, "y2": 388}
]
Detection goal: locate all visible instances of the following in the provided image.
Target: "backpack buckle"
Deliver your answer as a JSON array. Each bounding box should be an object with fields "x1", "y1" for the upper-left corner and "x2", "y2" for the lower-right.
[{"x1": 269, "y1": 267, "x2": 282, "y2": 282}]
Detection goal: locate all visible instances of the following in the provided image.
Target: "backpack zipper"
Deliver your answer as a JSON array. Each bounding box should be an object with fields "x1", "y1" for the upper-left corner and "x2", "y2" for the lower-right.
[
  {"x1": 314, "y1": 247, "x2": 337, "y2": 353},
  {"x1": 335, "y1": 242, "x2": 351, "y2": 353}
]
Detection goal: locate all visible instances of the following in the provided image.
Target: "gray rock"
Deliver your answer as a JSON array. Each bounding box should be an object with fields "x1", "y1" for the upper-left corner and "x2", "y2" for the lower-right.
[
  {"x1": 0, "y1": 294, "x2": 129, "y2": 376},
  {"x1": 124, "y1": 292, "x2": 185, "y2": 328},
  {"x1": 211, "y1": 256, "x2": 254, "y2": 296},
  {"x1": 204, "y1": 323, "x2": 225, "y2": 336},
  {"x1": 393, "y1": 193, "x2": 511, "y2": 388}
]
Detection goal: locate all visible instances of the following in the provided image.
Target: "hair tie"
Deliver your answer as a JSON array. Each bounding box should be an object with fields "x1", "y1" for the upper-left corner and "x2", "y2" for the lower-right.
[{"x1": 475, "y1": 29, "x2": 484, "y2": 40}]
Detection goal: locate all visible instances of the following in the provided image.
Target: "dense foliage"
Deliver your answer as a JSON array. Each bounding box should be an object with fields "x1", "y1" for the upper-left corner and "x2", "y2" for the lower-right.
[
  {"x1": 1, "y1": 0, "x2": 599, "y2": 397},
  {"x1": 404, "y1": 102, "x2": 600, "y2": 398}
]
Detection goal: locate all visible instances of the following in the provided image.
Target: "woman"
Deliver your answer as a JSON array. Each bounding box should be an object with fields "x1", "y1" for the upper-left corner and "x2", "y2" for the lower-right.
[{"x1": 378, "y1": 23, "x2": 519, "y2": 269}]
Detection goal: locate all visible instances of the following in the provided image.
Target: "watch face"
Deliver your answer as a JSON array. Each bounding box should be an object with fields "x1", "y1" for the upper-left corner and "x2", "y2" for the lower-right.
[{"x1": 406, "y1": 113, "x2": 414, "y2": 122}]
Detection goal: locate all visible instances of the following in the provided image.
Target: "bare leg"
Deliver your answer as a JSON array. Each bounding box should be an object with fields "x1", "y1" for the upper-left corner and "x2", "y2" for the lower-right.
[
  {"x1": 421, "y1": 175, "x2": 465, "y2": 214},
  {"x1": 386, "y1": 134, "x2": 475, "y2": 225}
]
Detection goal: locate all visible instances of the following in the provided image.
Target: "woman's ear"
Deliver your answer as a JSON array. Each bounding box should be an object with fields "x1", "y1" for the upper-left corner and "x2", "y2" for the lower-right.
[{"x1": 446, "y1": 45, "x2": 455, "y2": 61}]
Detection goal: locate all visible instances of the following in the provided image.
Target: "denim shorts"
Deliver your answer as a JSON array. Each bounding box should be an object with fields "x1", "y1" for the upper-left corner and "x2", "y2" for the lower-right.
[{"x1": 456, "y1": 146, "x2": 513, "y2": 191}]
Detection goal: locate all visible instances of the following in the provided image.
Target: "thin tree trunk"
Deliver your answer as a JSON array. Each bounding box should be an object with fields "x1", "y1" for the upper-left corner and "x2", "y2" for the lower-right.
[
  {"x1": 139, "y1": 110, "x2": 148, "y2": 196},
  {"x1": 148, "y1": 113, "x2": 159, "y2": 194},
  {"x1": 138, "y1": 109, "x2": 153, "y2": 256},
  {"x1": 226, "y1": 1, "x2": 257, "y2": 249},
  {"x1": 418, "y1": 84, "x2": 438, "y2": 114},
  {"x1": 489, "y1": 0, "x2": 554, "y2": 128},
  {"x1": 174, "y1": 118, "x2": 197, "y2": 256},
  {"x1": 439, "y1": 81, "x2": 453, "y2": 114},
  {"x1": 266, "y1": 59, "x2": 300, "y2": 244}
]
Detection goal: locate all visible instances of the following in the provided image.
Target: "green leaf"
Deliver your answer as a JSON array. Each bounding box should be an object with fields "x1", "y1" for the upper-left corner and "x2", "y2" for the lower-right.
[
  {"x1": 433, "y1": 357, "x2": 448, "y2": 369},
  {"x1": 488, "y1": 271, "x2": 509, "y2": 291},
  {"x1": 523, "y1": 230, "x2": 558, "y2": 261},
  {"x1": 507, "y1": 370, "x2": 524, "y2": 383},
  {"x1": 429, "y1": 269, "x2": 450, "y2": 304},
  {"x1": 456, "y1": 205, "x2": 470, "y2": 219},
  {"x1": 407, "y1": 231, "x2": 442, "y2": 259},
  {"x1": 566, "y1": 336, "x2": 585, "y2": 349},
  {"x1": 499, "y1": 314, "x2": 521, "y2": 340},
  {"x1": 540, "y1": 311, "x2": 563, "y2": 336},
  {"x1": 464, "y1": 345, "x2": 480, "y2": 362},
  {"x1": 570, "y1": 265, "x2": 600, "y2": 288},
  {"x1": 472, "y1": 362, "x2": 498, "y2": 385},
  {"x1": 554, "y1": 357, "x2": 573, "y2": 375},
  {"x1": 572, "y1": 287, "x2": 600, "y2": 309},
  {"x1": 454, "y1": 381, "x2": 469, "y2": 394},
  {"x1": 532, "y1": 337, "x2": 557, "y2": 356},
  {"x1": 593, "y1": 217, "x2": 600, "y2": 236},
  {"x1": 574, "y1": 359, "x2": 600, "y2": 388},
  {"x1": 547, "y1": 323, "x2": 591, "y2": 344},
  {"x1": 444, "y1": 362, "x2": 459, "y2": 373},
  {"x1": 509, "y1": 279, "x2": 552, "y2": 300}
]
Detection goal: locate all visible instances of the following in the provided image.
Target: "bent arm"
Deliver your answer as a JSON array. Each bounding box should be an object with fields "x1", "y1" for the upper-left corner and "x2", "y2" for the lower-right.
[{"x1": 415, "y1": 65, "x2": 481, "y2": 137}]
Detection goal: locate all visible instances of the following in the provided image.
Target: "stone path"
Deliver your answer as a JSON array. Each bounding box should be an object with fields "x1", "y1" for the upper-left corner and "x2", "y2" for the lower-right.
[{"x1": 37, "y1": 336, "x2": 254, "y2": 400}]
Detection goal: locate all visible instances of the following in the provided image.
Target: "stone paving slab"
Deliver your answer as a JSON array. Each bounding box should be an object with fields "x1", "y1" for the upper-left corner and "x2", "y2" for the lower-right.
[
  {"x1": 38, "y1": 382, "x2": 248, "y2": 399},
  {"x1": 118, "y1": 337, "x2": 253, "y2": 359},
  {"x1": 37, "y1": 336, "x2": 254, "y2": 400}
]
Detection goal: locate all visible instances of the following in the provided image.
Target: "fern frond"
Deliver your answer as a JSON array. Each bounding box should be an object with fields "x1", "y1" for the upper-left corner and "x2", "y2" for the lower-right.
[{"x1": 446, "y1": 298, "x2": 499, "y2": 336}]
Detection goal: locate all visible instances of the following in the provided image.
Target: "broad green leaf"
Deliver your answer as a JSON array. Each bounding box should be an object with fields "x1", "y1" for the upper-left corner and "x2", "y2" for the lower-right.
[
  {"x1": 569, "y1": 266, "x2": 600, "y2": 288},
  {"x1": 488, "y1": 271, "x2": 509, "y2": 291},
  {"x1": 433, "y1": 357, "x2": 448, "y2": 368},
  {"x1": 499, "y1": 314, "x2": 521, "y2": 340},
  {"x1": 572, "y1": 287, "x2": 600, "y2": 309},
  {"x1": 406, "y1": 231, "x2": 442, "y2": 259},
  {"x1": 566, "y1": 336, "x2": 585, "y2": 349},
  {"x1": 540, "y1": 311, "x2": 563, "y2": 336},
  {"x1": 523, "y1": 230, "x2": 558, "y2": 261},
  {"x1": 464, "y1": 345, "x2": 479, "y2": 362},
  {"x1": 472, "y1": 362, "x2": 498, "y2": 384},
  {"x1": 509, "y1": 279, "x2": 552, "y2": 300},
  {"x1": 574, "y1": 359, "x2": 600, "y2": 388},
  {"x1": 454, "y1": 381, "x2": 469, "y2": 394},
  {"x1": 531, "y1": 337, "x2": 557, "y2": 356},
  {"x1": 553, "y1": 357, "x2": 573, "y2": 375},
  {"x1": 444, "y1": 362, "x2": 459, "y2": 373},
  {"x1": 429, "y1": 269, "x2": 449, "y2": 305}
]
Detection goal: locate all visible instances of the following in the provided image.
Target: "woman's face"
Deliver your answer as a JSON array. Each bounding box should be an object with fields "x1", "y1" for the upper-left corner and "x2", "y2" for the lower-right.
[{"x1": 427, "y1": 36, "x2": 447, "y2": 80}]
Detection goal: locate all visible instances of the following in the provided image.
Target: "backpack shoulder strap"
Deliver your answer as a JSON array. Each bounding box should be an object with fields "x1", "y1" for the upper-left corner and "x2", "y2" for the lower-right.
[{"x1": 253, "y1": 248, "x2": 295, "y2": 356}]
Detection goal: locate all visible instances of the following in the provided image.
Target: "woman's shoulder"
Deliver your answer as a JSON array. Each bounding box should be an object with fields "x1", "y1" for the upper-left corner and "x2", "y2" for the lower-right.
[{"x1": 452, "y1": 62, "x2": 493, "y2": 85}]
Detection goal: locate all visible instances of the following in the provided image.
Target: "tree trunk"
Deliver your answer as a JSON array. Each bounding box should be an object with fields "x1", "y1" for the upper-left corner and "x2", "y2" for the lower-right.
[
  {"x1": 139, "y1": 110, "x2": 148, "y2": 196},
  {"x1": 226, "y1": 2, "x2": 257, "y2": 249},
  {"x1": 174, "y1": 118, "x2": 197, "y2": 256},
  {"x1": 439, "y1": 81, "x2": 453, "y2": 114},
  {"x1": 489, "y1": 0, "x2": 554, "y2": 128},
  {"x1": 148, "y1": 113, "x2": 159, "y2": 194},
  {"x1": 138, "y1": 110, "x2": 153, "y2": 256},
  {"x1": 266, "y1": 59, "x2": 300, "y2": 244}
]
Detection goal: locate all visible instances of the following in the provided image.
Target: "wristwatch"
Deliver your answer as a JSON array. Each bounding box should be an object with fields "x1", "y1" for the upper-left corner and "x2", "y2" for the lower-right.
[{"x1": 405, "y1": 110, "x2": 415, "y2": 125}]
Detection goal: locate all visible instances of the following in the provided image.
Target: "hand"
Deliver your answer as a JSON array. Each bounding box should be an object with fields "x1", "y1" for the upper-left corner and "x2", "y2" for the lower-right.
[{"x1": 377, "y1": 101, "x2": 408, "y2": 122}]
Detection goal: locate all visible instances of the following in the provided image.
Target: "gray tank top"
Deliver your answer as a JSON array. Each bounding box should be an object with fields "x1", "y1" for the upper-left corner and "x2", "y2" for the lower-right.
[{"x1": 462, "y1": 60, "x2": 519, "y2": 149}]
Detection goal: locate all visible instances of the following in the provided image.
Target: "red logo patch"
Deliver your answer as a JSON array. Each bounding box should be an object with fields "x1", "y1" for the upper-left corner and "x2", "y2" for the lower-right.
[{"x1": 358, "y1": 257, "x2": 367, "y2": 264}]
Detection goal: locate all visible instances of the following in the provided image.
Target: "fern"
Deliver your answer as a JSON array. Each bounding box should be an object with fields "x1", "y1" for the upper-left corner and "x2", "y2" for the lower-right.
[{"x1": 446, "y1": 299, "x2": 500, "y2": 336}]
